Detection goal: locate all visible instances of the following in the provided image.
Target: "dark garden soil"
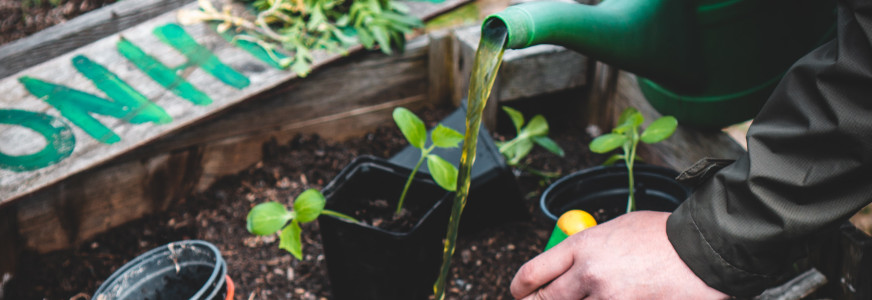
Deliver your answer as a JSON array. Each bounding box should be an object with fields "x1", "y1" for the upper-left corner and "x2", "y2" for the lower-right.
[
  {"x1": 5, "y1": 103, "x2": 604, "y2": 300},
  {"x1": 0, "y1": 0, "x2": 118, "y2": 46}
]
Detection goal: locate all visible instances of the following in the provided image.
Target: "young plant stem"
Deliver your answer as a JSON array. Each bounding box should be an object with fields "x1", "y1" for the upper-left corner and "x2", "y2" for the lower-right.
[
  {"x1": 625, "y1": 127, "x2": 639, "y2": 213},
  {"x1": 496, "y1": 134, "x2": 526, "y2": 154},
  {"x1": 320, "y1": 209, "x2": 359, "y2": 223},
  {"x1": 517, "y1": 164, "x2": 561, "y2": 180},
  {"x1": 396, "y1": 145, "x2": 435, "y2": 215}
]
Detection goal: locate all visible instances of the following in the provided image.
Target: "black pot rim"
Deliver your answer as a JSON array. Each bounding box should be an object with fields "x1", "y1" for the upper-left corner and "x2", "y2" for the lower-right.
[
  {"x1": 321, "y1": 155, "x2": 452, "y2": 238},
  {"x1": 540, "y1": 164, "x2": 688, "y2": 222},
  {"x1": 94, "y1": 239, "x2": 227, "y2": 300}
]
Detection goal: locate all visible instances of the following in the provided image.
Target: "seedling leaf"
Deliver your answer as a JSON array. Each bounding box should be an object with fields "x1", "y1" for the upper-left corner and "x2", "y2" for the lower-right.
[
  {"x1": 393, "y1": 107, "x2": 426, "y2": 148},
  {"x1": 601, "y1": 154, "x2": 625, "y2": 166},
  {"x1": 525, "y1": 115, "x2": 549, "y2": 137},
  {"x1": 502, "y1": 106, "x2": 525, "y2": 133},
  {"x1": 293, "y1": 189, "x2": 326, "y2": 223},
  {"x1": 505, "y1": 139, "x2": 534, "y2": 165},
  {"x1": 589, "y1": 133, "x2": 627, "y2": 153},
  {"x1": 279, "y1": 220, "x2": 303, "y2": 260},
  {"x1": 532, "y1": 136, "x2": 564, "y2": 157},
  {"x1": 613, "y1": 122, "x2": 633, "y2": 134},
  {"x1": 617, "y1": 107, "x2": 641, "y2": 126},
  {"x1": 247, "y1": 202, "x2": 293, "y2": 236},
  {"x1": 431, "y1": 124, "x2": 464, "y2": 148},
  {"x1": 641, "y1": 116, "x2": 678, "y2": 143},
  {"x1": 427, "y1": 154, "x2": 458, "y2": 192}
]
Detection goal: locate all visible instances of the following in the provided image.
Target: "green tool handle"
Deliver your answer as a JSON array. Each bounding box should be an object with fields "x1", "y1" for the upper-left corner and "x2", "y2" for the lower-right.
[{"x1": 544, "y1": 224, "x2": 569, "y2": 251}]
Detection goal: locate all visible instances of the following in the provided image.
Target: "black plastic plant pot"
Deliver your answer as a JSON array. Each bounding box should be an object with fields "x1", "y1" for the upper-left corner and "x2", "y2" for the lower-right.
[
  {"x1": 540, "y1": 164, "x2": 692, "y2": 224},
  {"x1": 93, "y1": 240, "x2": 230, "y2": 300},
  {"x1": 389, "y1": 104, "x2": 529, "y2": 234},
  {"x1": 320, "y1": 155, "x2": 452, "y2": 300}
]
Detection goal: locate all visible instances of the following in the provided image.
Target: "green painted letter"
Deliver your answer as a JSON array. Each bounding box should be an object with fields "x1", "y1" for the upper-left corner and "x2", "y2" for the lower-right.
[
  {"x1": 219, "y1": 31, "x2": 288, "y2": 70},
  {"x1": 116, "y1": 23, "x2": 251, "y2": 106},
  {"x1": 154, "y1": 23, "x2": 251, "y2": 89},
  {"x1": 117, "y1": 37, "x2": 214, "y2": 106},
  {"x1": 19, "y1": 75, "x2": 167, "y2": 144},
  {"x1": 72, "y1": 55, "x2": 173, "y2": 124},
  {"x1": 0, "y1": 109, "x2": 75, "y2": 172}
]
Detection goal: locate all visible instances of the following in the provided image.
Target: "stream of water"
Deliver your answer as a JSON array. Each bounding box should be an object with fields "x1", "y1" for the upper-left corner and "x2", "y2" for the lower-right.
[{"x1": 434, "y1": 19, "x2": 508, "y2": 299}]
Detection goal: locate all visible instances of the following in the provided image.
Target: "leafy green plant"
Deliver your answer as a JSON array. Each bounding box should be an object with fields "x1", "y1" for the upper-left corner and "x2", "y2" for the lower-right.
[
  {"x1": 588, "y1": 107, "x2": 677, "y2": 213},
  {"x1": 496, "y1": 106, "x2": 565, "y2": 166},
  {"x1": 178, "y1": 0, "x2": 423, "y2": 77},
  {"x1": 246, "y1": 189, "x2": 356, "y2": 259},
  {"x1": 392, "y1": 107, "x2": 463, "y2": 215}
]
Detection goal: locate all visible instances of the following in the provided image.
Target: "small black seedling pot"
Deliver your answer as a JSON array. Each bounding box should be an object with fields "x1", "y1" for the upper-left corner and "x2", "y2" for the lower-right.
[
  {"x1": 93, "y1": 240, "x2": 230, "y2": 300},
  {"x1": 540, "y1": 164, "x2": 691, "y2": 224},
  {"x1": 389, "y1": 105, "x2": 529, "y2": 233},
  {"x1": 319, "y1": 155, "x2": 452, "y2": 300}
]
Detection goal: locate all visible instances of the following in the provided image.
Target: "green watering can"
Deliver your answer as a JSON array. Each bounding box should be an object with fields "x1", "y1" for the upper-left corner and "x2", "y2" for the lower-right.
[{"x1": 486, "y1": 0, "x2": 835, "y2": 128}]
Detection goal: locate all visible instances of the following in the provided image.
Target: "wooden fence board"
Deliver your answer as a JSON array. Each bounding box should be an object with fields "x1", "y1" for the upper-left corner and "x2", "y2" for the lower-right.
[{"x1": 0, "y1": 0, "x2": 196, "y2": 79}]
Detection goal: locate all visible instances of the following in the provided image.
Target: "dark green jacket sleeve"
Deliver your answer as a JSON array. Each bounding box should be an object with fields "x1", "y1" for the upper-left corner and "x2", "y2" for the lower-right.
[{"x1": 666, "y1": 0, "x2": 872, "y2": 296}]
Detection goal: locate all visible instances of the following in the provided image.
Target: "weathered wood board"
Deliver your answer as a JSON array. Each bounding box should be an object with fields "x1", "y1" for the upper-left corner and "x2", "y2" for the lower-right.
[
  {"x1": 0, "y1": 0, "x2": 196, "y2": 79},
  {"x1": 0, "y1": 0, "x2": 469, "y2": 205}
]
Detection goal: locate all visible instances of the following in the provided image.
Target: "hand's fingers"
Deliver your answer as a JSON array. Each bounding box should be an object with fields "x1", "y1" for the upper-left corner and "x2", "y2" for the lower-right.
[
  {"x1": 520, "y1": 268, "x2": 589, "y2": 300},
  {"x1": 510, "y1": 239, "x2": 577, "y2": 299}
]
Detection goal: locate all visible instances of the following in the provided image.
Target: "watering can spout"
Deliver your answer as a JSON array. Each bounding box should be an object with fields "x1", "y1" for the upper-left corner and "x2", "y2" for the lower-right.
[{"x1": 484, "y1": 0, "x2": 836, "y2": 128}]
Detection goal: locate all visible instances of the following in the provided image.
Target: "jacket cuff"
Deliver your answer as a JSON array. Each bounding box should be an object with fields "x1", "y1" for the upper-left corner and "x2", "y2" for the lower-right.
[{"x1": 666, "y1": 202, "x2": 783, "y2": 297}]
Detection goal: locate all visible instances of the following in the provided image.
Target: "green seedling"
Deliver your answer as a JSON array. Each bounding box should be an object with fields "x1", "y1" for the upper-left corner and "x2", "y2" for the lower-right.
[
  {"x1": 393, "y1": 107, "x2": 463, "y2": 215},
  {"x1": 496, "y1": 106, "x2": 565, "y2": 180},
  {"x1": 588, "y1": 107, "x2": 677, "y2": 213},
  {"x1": 246, "y1": 189, "x2": 356, "y2": 259},
  {"x1": 497, "y1": 106, "x2": 565, "y2": 165}
]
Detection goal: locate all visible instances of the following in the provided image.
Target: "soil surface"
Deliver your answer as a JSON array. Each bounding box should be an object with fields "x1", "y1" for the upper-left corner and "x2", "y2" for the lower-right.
[
  {"x1": 0, "y1": 0, "x2": 118, "y2": 46},
  {"x1": 4, "y1": 104, "x2": 602, "y2": 299}
]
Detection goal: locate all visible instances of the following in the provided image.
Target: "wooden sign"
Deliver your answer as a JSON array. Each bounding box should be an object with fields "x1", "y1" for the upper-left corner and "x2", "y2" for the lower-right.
[{"x1": 0, "y1": 0, "x2": 468, "y2": 204}]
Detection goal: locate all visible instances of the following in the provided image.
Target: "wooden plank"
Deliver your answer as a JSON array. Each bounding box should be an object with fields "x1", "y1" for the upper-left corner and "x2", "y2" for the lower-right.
[
  {"x1": 756, "y1": 268, "x2": 827, "y2": 300},
  {"x1": 134, "y1": 37, "x2": 431, "y2": 154},
  {"x1": 428, "y1": 29, "x2": 456, "y2": 108},
  {"x1": 14, "y1": 147, "x2": 202, "y2": 252},
  {"x1": 0, "y1": 0, "x2": 470, "y2": 205},
  {"x1": 0, "y1": 0, "x2": 196, "y2": 79},
  {"x1": 194, "y1": 93, "x2": 429, "y2": 191}
]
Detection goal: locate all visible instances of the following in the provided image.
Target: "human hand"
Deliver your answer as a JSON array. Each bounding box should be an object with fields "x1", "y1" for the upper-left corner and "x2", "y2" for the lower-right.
[{"x1": 510, "y1": 211, "x2": 729, "y2": 299}]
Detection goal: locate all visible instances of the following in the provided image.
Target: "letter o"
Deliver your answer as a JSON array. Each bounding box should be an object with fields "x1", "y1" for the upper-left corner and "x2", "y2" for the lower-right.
[{"x1": 0, "y1": 109, "x2": 75, "y2": 172}]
